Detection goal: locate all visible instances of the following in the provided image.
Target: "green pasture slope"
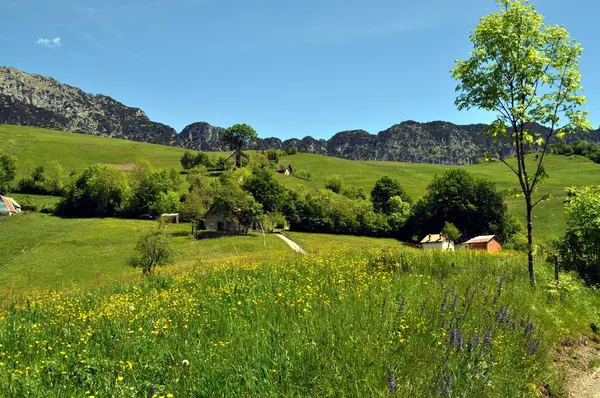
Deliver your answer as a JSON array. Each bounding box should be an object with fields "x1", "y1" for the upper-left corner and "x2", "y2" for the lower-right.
[
  {"x1": 0, "y1": 213, "x2": 290, "y2": 299},
  {"x1": 2, "y1": 123, "x2": 600, "y2": 241},
  {"x1": 278, "y1": 153, "x2": 600, "y2": 241},
  {"x1": 0, "y1": 124, "x2": 224, "y2": 180}
]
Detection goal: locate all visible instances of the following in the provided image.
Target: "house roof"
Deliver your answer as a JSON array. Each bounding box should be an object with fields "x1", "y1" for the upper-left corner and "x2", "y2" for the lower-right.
[
  {"x1": 420, "y1": 234, "x2": 449, "y2": 244},
  {"x1": 465, "y1": 235, "x2": 499, "y2": 244},
  {"x1": 5, "y1": 197, "x2": 21, "y2": 209},
  {"x1": 0, "y1": 196, "x2": 16, "y2": 213}
]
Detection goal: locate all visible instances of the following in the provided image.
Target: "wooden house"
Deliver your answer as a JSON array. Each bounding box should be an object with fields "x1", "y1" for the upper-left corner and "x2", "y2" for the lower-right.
[
  {"x1": 420, "y1": 234, "x2": 455, "y2": 251},
  {"x1": 276, "y1": 164, "x2": 293, "y2": 176},
  {"x1": 202, "y1": 206, "x2": 257, "y2": 234},
  {"x1": 464, "y1": 235, "x2": 502, "y2": 252}
]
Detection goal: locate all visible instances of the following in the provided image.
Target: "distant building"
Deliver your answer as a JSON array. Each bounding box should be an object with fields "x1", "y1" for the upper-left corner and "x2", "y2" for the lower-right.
[
  {"x1": 464, "y1": 235, "x2": 502, "y2": 252},
  {"x1": 276, "y1": 164, "x2": 293, "y2": 176},
  {"x1": 202, "y1": 206, "x2": 257, "y2": 234},
  {"x1": 420, "y1": 234, "x2": 455, "y2": 251}
]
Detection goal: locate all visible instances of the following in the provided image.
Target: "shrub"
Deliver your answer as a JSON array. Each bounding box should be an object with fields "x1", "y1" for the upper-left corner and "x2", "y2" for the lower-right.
[
  {"x1": 266, "y1": 149, "x2": 280, "y2": 165},
  {"x1": 284, "y1": 147, "x2": 298, "y2": 155},
  {"x1": 294, "y1": 169, "x2": 311, "y2": 181},
  {"x1": 127, "y1": 222, "x2": 175, "y2": 275},
  {"x1": 325, "y1": 175, "x2": 343, "y2": 194},
  {"x1": 558, "y1": 186, "x2": 600, "y2": 283},
  {"x1": 181, "y1": 151, "x2": 212, "y2": 170}
]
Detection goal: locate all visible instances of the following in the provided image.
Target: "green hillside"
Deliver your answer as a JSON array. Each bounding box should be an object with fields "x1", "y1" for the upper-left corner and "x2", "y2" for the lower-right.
[
  {"x1": 2, "y1": 123, "x2": 599, "y2": 241},
  {"x1": 278, "y1": 153, "x2": 600, "y2": 241},
  {"x1": 0, "y1": 124, "x2": 221, "y2": 179},
  {"x1": 0, "y1": 213, "x2": 290, "y2": 299}
]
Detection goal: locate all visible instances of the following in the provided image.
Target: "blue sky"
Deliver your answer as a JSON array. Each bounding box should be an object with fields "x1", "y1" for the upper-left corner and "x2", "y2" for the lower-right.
[{"x1": 2, "y1": 0, "x2": 599, "y2": 139}]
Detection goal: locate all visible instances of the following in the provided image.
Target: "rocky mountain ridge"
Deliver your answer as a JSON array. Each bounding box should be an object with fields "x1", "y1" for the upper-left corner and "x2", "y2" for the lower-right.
[{"x1": 1, "y1": 66, "x2": 598, "y2": 165}]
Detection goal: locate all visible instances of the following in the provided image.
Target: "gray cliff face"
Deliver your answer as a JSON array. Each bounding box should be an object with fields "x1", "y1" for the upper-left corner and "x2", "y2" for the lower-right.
[
  {"x1": 2, "y1": 67, "x2": 599, "y2": 165},
  {"x1": 177, "y1": 122, "x2": 228, "y2": 151},
  {"x1": 0, "y1": 67, "x2": 176, "y2": 145}
]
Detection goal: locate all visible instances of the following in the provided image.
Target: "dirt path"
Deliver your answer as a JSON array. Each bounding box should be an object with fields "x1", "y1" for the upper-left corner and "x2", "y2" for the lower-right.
[
  {"x1": 276, "y1": 234, "x2": 307, "y2": 255},
  {"x1": 569, "y1": 366, "x2": 600, "y2": 398},
  {"x1": 562, "y1": 338, "x2": 600, "y2": 398}
]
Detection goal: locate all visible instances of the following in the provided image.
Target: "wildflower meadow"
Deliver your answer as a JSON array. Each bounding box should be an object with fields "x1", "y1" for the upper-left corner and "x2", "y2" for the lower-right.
[{"x1": 0, "y1": 248, "x2": 598, "y2": 397}]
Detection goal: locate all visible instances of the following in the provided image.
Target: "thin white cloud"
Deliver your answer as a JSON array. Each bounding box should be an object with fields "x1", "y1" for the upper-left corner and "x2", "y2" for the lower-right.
[{"x1": 36, "y1": 37, "x2": 62, "y2": 48}]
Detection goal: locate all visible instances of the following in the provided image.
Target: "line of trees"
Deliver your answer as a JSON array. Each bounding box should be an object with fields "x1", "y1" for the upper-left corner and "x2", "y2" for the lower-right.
[
  {"x1": 550, "y1": 140, "x2": 600, "y2": 164},
  {"x1": 55, "y1": 161, "x2": 182, "y2": 218}
]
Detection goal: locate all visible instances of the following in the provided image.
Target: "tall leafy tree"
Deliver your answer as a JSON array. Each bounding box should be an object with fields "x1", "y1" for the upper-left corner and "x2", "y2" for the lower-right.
[
  {"x1": 243, "y1": 168, "x2": 286, "y2": 213},
  {"x1": 57, "y1": 164, "x2": 130, "y2": 217},
  {"x1": 452, "y1": 0, "x2": 592, "y2": 285},
  {"x1": 371, "y1": 176, "x2": 411, "y2": 214},
  {"x1": 222, "y1": 124, "x2": 258, "y2": 168},
  {"x1": 411, "y1": 169, "x2": 513, "y2": 244},
  {"x1": 0, "y1": 151, "x2": 17, "y2": 193}
]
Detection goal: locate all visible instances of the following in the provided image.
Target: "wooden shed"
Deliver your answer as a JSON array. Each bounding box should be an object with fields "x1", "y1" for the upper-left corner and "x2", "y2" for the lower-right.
[{"x1": 464, "y1": 235, "x2": 502, "y2": 252}]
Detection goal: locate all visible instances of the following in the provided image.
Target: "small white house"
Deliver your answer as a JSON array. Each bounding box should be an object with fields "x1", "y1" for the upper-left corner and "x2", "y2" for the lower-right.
[{"x1": 420, "y1": 234, "x2": 455, "y2": 251}]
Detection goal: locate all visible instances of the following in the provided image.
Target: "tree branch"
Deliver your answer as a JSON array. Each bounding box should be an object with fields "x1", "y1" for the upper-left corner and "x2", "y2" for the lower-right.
[
  {"x1": 531, "y1": 65, "x2": 568, "y2": 190},
  {"x1": 532, "y1": 192, "x2": 551, "y2": 208}
]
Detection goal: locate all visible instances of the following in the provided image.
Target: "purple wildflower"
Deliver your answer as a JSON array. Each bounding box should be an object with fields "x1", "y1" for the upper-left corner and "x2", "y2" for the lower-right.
[
  {"x1": 440, "y1": 291, "x2": 449, "y2": 315},
  {"x1": 457, "y1": 331, "x2": 464, "y2": 351},
  {"x1": 449, "y1": 328, "x2": 457, "y2": 347},
  {"x1": 493, "y1": 278, "x2": 504, "y2": 305},
  {"x1": 528, "y1": 339, "x2": 541, "y2": 355},
  {"x1": 387, "y1": 370, "x2": 397, "y2": 393},
  {"x1": 484, "y1": 330, "x2": 492, "y2": 346},
  {"x1": 524, "y1": 322, "x2": 535, "y2": 336},
  {"x1": 442, "y1": 375, "x2": 453, "y2": 396},
  {"x1": 450, "y1": 290, "x2": 457, "y2": 312}
]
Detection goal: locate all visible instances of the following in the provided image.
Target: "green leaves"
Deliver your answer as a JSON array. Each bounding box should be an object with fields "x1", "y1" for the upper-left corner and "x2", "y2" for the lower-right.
[
  {"x1": 222, "y1": 124, "x2": 258, "y2": 151},
  {"x1": 452, "y1": 0, "x2": 590, "y2": 139}
]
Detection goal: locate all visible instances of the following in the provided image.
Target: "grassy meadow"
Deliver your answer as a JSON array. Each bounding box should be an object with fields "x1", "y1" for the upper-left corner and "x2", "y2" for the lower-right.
[
  {"x1": 0, "y1": 248, "x2": 598, "y2": 396},
  {"x1": 0, "y1": 124, "x2": 599, "y2": 396},
  {"x1": 0, "y1": 213, "x2": 290, "y2": 299}
]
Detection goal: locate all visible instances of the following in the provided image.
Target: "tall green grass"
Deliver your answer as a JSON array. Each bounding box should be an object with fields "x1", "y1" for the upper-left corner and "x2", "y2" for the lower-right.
[{"x1": 0, "y1": 248, "x2": 597, "y2": 396}]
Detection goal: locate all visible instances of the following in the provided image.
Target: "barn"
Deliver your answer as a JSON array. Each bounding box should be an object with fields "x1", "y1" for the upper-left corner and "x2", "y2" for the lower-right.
[
  {"x1": 464, "y1": 235, "x2": 502, "y2": 252},
  {"x1": 420, "y1": 234, "x2": 455, "y2": 250}
]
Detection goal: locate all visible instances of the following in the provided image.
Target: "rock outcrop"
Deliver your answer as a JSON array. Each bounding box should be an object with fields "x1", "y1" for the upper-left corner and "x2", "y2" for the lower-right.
[{"x1": 0, "y1": 66, "x2": 176, "y2": 145}]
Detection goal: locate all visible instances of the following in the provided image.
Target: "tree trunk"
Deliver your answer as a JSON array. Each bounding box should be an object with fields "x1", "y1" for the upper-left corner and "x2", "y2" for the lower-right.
[
  {"x1": 526, "y1": 196, "x2": 536, "y2": 286},
  {"x1": 235, "y1": 150, "x2": 242, "y2": 169}
]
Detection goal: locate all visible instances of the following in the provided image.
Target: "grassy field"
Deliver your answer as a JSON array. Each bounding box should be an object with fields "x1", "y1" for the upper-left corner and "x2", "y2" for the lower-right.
[
  {"x1": 278, "y1": 153, "x2": 600, "y2": 242},
  {"x1": 2, "y1": 123, "x2": 600, "y2": 241},
  {"x1": 0, "y1": 248, "x2": 597, "y2": 396},
  {"x1": 284, "y1": 231, "x2": 405, "y2": 253},
  {"x1": 0, "y1": 213, "x2": 290, "y2": 299},
  {"x1": 0, "y1": 124, "x2": 225, "y2": 180}
]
